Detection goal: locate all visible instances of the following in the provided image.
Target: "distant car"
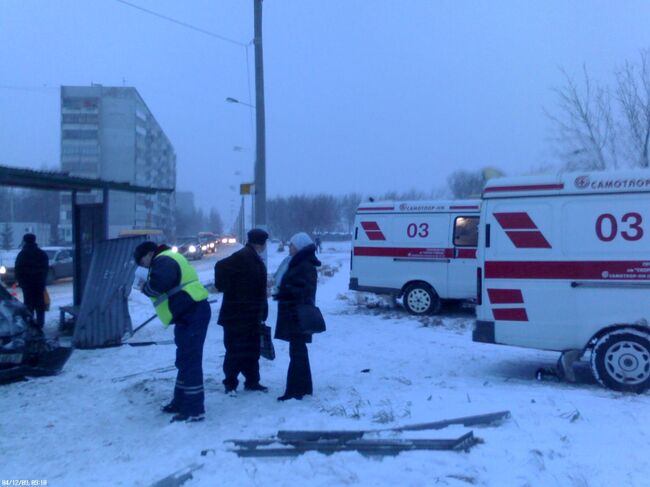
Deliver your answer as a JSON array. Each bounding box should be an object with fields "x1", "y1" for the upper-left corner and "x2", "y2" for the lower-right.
[
  {"x1": 198, "y1": 232, "x2": 218, "y2": 254},
  {"x1": 0, "y1": 247, "x2": 73, "y2": 285},
  {"x1": 171, "y1": 237, "x2": 203, "y2": 261},
  {"x1": 220, "y1": 235, "x2": 238, "y2": 245},
  {"x1": 43, "y1": 247, "x2": 74, "y2": 284},
  {"x1": 0, "y1": 249, "x2": 20, "y2": 285}
]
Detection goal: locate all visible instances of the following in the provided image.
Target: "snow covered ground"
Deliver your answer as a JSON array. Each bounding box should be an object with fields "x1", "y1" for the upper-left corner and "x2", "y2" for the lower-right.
[{"x1": 2, "y1": 242, "x2": 650, "y2": 487}]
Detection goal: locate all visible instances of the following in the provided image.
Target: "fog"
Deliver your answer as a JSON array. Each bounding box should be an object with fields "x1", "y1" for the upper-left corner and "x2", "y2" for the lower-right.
[{"x1": 1, "y1": 0, "x2": 649, "y2": 226}]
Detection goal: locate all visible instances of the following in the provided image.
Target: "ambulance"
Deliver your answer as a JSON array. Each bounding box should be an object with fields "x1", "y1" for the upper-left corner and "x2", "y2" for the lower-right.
[
  {"x1": 349, "y1": 200, "x2": 480, "y2": 314},
  {"x1": 473, "y1": 169, "x2": 650, "y2": 392}
]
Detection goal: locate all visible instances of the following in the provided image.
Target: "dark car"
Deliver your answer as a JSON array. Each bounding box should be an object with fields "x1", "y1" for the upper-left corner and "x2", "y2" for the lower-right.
[{"x1": 171, "y1": 237, "x2": 203, "y2": 261}]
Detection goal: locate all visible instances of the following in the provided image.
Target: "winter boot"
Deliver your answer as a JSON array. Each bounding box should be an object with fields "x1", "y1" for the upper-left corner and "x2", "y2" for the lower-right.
[
  {"x1": 170, "y1": 413, "x2": 205, "y2": 423},
  {"x1": 244, "y1": 383, "x2": 268, "y2": 392},
  {"x1": 161, "y1": 402, "x2": 180, "y2": 414}
]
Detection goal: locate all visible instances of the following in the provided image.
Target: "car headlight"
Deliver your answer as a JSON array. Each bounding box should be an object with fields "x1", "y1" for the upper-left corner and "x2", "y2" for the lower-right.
[
  {"x1": 221, "y1": 238, "x2": 228, "y2": 244},
  {"x1": 228, "y1": 238, "x2": 236, "y2": 244},
  {"x1": 0, "y1": 265, "x2": 6, "y2": 275},
  {"x1": 189, "y1": 245, "x2": 196, "y2": 253},
  {"x1": 209, "y1": 243, "x2": 215, "y2": 248},
  {"x1": 171, "y1": 246, "x2": 178, "y2": 253},
  {"x1": 201, "y1": 245, "x2": 207, "y2": 251}
]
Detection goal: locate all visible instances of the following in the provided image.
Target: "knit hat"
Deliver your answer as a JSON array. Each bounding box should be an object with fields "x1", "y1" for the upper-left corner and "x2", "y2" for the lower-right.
[
  {"x1": 289, "y1": 232, "x2": 313, "y2": 251},
  {"x1": 247, "y1": 228, "x2": 269, "y2": 245},
  {"x1": 23, "y1": 233, "x2": 36, "y2": 244},
  {"x1": 133, "y1": 241, "x2": 158, "y2": 264}
]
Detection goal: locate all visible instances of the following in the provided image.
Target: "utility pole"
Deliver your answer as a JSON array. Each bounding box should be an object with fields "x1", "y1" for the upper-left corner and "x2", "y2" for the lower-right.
[{"x1": 253, "y1": 0, "x2": 266, "y2": 231}]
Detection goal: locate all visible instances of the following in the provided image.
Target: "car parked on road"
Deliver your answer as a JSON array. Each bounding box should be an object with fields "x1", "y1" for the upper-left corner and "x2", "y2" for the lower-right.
[{"x1": 0, "y1": 247, "x2": 74, "y2": 285}]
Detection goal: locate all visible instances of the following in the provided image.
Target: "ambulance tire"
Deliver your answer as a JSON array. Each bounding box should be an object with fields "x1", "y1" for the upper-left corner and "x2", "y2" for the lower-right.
[
  {"x1": 591, "y1": 329, "x2": 650, "y2": 393},
  {"x1": 402, "y1": 283, "x2": 441, "y2": 316}
]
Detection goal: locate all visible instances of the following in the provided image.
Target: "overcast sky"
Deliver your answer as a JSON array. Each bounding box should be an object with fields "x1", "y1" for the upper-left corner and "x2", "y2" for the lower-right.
[{"x1": 2, "y1": 1, "x2": 650, "y2": 227}]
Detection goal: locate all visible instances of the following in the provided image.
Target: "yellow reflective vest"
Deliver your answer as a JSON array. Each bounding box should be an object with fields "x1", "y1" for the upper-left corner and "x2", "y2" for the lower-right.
[{"x1": 149, "y1": 250, "x2": 208, "y2": 327}]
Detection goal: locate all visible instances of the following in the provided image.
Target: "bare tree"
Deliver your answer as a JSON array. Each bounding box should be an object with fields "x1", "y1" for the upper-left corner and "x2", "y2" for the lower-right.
[
  {"x1": 547, "y1": 66, "x2": 617, "y2": 170},
  {"x1": 447, "y1": 170, "x2": 485, "y2": 199},
  {"x1": 339, "y1": 193, "x2": 362, "y2": 233},
  {"x1": 616, "y1": 50, "x2": 650, "y2": 168},
  {"x1": 208, "y1": 208, "x2": 224, "y2": 234}
]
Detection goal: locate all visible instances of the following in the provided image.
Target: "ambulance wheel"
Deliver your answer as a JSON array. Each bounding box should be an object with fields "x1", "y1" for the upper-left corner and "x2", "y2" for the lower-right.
[
  {"x1": 403, "y1": 283, "x2": 440, "y2": 315},
  {"x1": 590, "y1": 329, "x2": 650, "y2": 393}
]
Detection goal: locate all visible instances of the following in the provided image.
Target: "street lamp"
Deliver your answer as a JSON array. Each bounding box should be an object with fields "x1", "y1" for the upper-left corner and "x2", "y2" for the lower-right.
[{"x1": 225, "y1": 97, "x2": 256, "y2": 109}]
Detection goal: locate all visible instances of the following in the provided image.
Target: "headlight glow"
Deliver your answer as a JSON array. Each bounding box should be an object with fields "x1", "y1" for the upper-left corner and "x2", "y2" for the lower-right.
[
  {"x1": 201, "y1": 245, "x2": 207, "y2": 251},
  {"x1": 171, "y1": 246, "x2": 178, "y2": 253},
  {"x1": 221, "y1": 238, "x2": 228, "y2": 244},
  {"x1": 228, "y1": 238, "x2": 236, "y2": 244},
  {"x1": 0, "y1": 265, "x2": 6, "y2": 275},
  {"x1": 209, "y1": 243, "x2": 215, "y2": 248},
  {"x1": 189, "y1": 245, "x2": 197, "y2": 253}
]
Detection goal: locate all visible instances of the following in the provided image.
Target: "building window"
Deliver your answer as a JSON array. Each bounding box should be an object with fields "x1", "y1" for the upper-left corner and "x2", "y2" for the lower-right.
[{"x1": 62, "y1": 129, "x2": 98, "y2": 140}]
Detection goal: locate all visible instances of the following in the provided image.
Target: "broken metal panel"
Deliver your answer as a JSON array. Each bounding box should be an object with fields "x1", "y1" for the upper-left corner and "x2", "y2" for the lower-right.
[
  {"x1": 228, "y1": 432, "x2": 480, "y2": 457},
  {"x1": 73, "y1": 236, "x2": 145, "y2": 349},
  {"x1": 276, "y1": 411, "x2": 511, "y2": 441}
]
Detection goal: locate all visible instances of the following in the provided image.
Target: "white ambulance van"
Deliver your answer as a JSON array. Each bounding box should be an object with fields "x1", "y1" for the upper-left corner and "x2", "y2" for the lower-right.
[
  {"x1": 349, "y1": 200, "x2": 480, "y2": 315},
  {"x1": 473, "y1": 170, "x2": 650, "y2": 392}
]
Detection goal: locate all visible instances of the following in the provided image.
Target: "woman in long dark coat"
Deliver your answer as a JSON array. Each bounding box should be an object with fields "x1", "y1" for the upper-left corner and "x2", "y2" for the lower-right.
[{"x1": 274, "y1": 232, "x2": 321, "y2": 401}]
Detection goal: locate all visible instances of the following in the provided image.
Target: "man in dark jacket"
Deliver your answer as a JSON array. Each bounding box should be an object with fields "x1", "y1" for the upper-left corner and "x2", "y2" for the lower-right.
[
  {"x1": 214, "y1": 228, "x2": 269, "y2": 394},
  {"x1": 134, "y1": 241, "x2": 211, "y2": 423},
  {"x1": 14, "y1": 234, "x2": 49, "y2": 329}
]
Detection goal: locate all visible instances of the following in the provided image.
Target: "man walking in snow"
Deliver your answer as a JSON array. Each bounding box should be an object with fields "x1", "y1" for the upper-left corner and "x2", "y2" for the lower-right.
[
  {"x1": 134, "y1": 241, "x2": 211, "y2": 423},
  {"x1": 214, "y1": 228, "x2": 269, "y2": 395}
]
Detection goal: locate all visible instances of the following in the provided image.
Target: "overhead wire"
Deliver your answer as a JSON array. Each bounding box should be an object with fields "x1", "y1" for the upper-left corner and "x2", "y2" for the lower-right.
[
  {"x1": 113, "y1": 0, "x2": 257, "y2": 114},
  {"x1": 113, "y1": 0, "x2": 247, "y2": 47}
]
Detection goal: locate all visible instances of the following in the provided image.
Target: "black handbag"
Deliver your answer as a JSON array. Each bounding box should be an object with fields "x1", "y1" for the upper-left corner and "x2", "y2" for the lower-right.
[
  {"x1": 259, "y1": 323, "x2": 275, "y2": 360},
  {"x1": 295, "y1": 304, "x2": 326, "y2": 334}
]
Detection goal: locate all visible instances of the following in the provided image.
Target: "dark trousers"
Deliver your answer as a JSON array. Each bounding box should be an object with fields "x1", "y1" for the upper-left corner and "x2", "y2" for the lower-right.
[
  {"x1": 23, "y1": 289, "x2": 45, "y2": 328},
  {"x1": 284, "y1": 339, "x2": 313, "y2": 397},
  {"x1": 223, "y1": 326, "x2": 261, "y2": 389},
  {"x1": 172, "y1": 300, "x2": 211, "y2": 416}
]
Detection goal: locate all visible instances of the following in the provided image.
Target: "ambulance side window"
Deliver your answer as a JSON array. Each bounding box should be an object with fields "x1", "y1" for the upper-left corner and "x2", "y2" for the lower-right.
[{"x1": 453, "y1": 216, "x2": 479, "y2": 247}]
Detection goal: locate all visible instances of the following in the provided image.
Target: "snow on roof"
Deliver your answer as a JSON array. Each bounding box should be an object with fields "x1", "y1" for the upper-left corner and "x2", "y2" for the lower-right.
[
  {"x1": 483, "y1": 169, "x2": 650, "y2": 198},
  {"x1": 357, "y1": 199, "x2": 480, "y2": 213}
]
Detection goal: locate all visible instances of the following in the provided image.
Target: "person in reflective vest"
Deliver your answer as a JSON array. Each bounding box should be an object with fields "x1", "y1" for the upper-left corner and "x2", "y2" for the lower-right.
[{"x1": 134, "y1": 241, "x2": 211, "y2": 423}]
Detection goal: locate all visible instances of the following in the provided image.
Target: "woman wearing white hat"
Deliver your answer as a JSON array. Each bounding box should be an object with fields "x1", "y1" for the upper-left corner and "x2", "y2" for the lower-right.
[{"x1": 273, "y1": 232, "x2": 323, "y2": 401}]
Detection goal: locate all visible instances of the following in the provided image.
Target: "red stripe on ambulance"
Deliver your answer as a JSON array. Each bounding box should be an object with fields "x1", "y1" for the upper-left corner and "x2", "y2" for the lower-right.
[
  {"x1": 360, "y1": 221, "x2": 386, "y2": 241},
  {"x1": 492, "y1": 308, "x2": 529, "y2": 321},
  {"x1": 493, "y1": 212, "x2": 552, "y2": 249},
  {"x1": 487, "y1": 289, "x2": 524, "y2": 304},
  {"x1": 353, "y1": 246, "x2": 477, "y2": 259},
  {"x1": 456, "y1": 248, "x2": 477, "y2": 259},
  {"x1": 505, "y1": 231, "x2": 551, "y2": 249},
  {"x1": 485, "y1": 261, "x2": 650, "y2": 280},
  {"x1": 493, "y1": 212, "x2": 538, "y2": 230},
  {"x1": 484, "y1": 183, "x2": 564, "y2": 193}
]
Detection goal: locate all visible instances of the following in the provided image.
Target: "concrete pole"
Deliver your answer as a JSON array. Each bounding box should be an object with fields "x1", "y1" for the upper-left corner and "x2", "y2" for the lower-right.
[{"x1": 253, "y1": 0, "x2": 266, "y2": 231}]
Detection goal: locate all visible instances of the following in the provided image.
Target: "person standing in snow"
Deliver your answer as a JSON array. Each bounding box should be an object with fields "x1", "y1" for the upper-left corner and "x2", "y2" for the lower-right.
[
  {"x1": 274, "y1": 232, "x2": 322, "y2": 401},
  {"x1": 14, "y1": 233, "x2": 49, "y2": 330},
  {"x1": 214, "y1": 228, "x2": 269, "y2": 395},
  {"x1": 134, "y1": 241, "x2": 211, "y2": 423},
  {"x1": 314, "y1": 235, "x2": 322, "y2": 253}
]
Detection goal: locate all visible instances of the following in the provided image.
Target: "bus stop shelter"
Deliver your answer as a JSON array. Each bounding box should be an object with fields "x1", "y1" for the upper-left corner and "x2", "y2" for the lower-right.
[{"x1": 0, "y1": 164, "x2": 174, "y2": 306}]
